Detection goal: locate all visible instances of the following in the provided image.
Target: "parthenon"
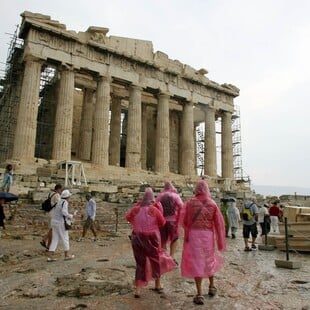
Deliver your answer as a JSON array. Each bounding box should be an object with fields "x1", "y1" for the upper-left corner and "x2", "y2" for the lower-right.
[{"x1": 0, "y1": 11, "x2": 242, "y2": 190}]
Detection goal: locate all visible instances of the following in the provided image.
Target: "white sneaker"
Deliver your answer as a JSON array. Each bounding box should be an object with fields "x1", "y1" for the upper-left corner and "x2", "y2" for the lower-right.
[{"x1": 77, "y1": 237, "x2": 84, "y2": 242}]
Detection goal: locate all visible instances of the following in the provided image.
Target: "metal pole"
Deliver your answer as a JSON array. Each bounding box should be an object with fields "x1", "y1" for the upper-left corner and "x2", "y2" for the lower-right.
[{"x1": 284, "y1": 217, "x2": 289, "y2": 261}]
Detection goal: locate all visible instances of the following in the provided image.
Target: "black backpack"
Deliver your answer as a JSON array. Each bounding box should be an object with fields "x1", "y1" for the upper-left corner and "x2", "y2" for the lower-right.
[
  {"x1": 160, "y1": 193, "x2": 176, "y2": 217},
  {"x1": 41, "y1": 192, "x2": 57, "y2": 212}
]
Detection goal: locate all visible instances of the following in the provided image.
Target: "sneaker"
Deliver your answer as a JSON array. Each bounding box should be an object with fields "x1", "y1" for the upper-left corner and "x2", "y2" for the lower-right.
[
  {"x1": 77, "y1": 237, "x2": 84, "y2": 242},
  {"x1": 64, "y1": 254, "x2": 75, "y2": 261},
  {"x1": 47, "y1": 257, "x2": 57, "y2": 262},
  {"x1": 244, "y1": 247, "x2": 252, "y2": 252},
  {"x1": 251, "y1": 244, "x2": 257, "y2": 251}
]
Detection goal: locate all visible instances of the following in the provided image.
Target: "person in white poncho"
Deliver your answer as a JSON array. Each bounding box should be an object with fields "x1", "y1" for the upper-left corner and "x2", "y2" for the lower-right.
[
  {"x1": 226, "y1": 197, "x2": 241, "y2": 239},
  {"x1": 47, "y1": 190, "x2": 77, "y2": 261}
]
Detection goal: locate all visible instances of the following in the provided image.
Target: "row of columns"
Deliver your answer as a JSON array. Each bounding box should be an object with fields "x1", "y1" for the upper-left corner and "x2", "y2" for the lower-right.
[{"x1": 12, "y1": 57, "x2": 233, "y2": 178}]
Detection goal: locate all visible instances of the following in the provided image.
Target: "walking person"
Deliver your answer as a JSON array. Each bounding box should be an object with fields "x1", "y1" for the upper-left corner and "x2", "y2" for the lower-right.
[
  {"x1": 226, "y1": 197, "x2": 240, "y2": 239},
  {"x1": 155, "y1": 181, "x2": 183, "y2": 262},
  {"x1": 241, "y1": 197, "x2": 259, "y2": 251},
  {"x1": 181, "y1": 180, "x2": 226, "y2": 305},
  {"x1": 125, "y1": 188, "x2": 175, "y2": 298},
  {"x1": 47, "y1": 190, "x2": 76, "y2": 261},
  {"x1": 77, "y1": 193, "x2": 97, "y2": 242},
  {"x1": 40, "y1": 184, "x2": 62, "y2": 250},
  {"x1": 269, "y1": 201, "x2": 280, "y2": 232},
  {"x1": 2, "y1": 164, "x2": 13, "y2": 192},
  {"x1": 258, "y1": 203, "x2": 270, "y2": 236}
]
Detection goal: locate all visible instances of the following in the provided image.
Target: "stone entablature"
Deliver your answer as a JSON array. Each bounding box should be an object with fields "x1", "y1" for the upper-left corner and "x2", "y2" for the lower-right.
[{"x1": 20, "y1": 11, "x2": 238, "y2": 108}]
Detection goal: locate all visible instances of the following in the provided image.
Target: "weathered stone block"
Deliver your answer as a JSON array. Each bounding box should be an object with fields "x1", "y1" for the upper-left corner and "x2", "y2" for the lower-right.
[
  {"x1": 32, "y1": 191, "x2": 49, "y2": 203},
  {"x1": 22, "y1": 175, "x2": 38, "y2": 182},
  {"x1": 90, "y1": 184, "x2": 118, "y2": 193},
  {"x1": 37, "y1": 167, "x2": 52, "y2": 177}
]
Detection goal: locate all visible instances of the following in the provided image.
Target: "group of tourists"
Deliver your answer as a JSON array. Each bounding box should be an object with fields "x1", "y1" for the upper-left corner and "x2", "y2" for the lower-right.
[
  {"x1": 1, "y1": 164, "x2": 286, "y2": 306},
  {"x1": 126, "y1": 180, "x2": 226, "y2": 305},
  {"x1": 40, "y1": 184, "x2": 98, "y2": 261}
]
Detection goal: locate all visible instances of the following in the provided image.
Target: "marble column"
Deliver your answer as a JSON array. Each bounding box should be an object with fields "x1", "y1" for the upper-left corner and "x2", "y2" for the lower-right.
[
  {"x1": 12, "y1": 57, "x2": 42, "y2": 160},
  {"x1": 109, "y1": 95, "x2": 121, "y2": 166},
  {"x1": 141, "y1": 104, "x2": 148, "y2": 170},
  {"x1": 78, "y1": 88, "x2": 94, "y2": 160},
  {"x1": 221, "y1": 110, "x2": 234, "y2": 178},
  {"x1": 180, "y1": 101, "x2": 195, "y2": 175},
  {"x1": 204, "y1": 106, "x2": 217, "y2": 177},
  {"x1": 125, "y1": 85, "x2": 142, "y2": 168},
  {"x1": 52, "y1": 67, "x2": 75, "y2": 160},
  {"x1": 92, "y1": 76, "x2": 110, "y2": 166},
  {"x1": 155, "y1": 92, "x2": 170, "y2": 174}
]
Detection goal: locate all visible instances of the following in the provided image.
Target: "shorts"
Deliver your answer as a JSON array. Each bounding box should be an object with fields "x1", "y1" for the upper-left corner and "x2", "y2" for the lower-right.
[
  {"x1": 243, "y1": 223, "x2": 258, "y2": 239},
  {"x1": 83, "y1": 217, "x2": 95, "y2": 229}
]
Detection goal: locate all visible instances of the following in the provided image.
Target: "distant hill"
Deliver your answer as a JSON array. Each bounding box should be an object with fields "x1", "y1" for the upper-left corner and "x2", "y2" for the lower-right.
[{"x1": 252, "y1": 185, "x2": 310, "y2": 197}]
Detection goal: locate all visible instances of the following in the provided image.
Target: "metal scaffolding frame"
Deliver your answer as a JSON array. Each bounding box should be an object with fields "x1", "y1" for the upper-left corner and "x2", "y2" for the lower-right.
[{"x1": 195, "y1": 105, "x2": 250, "y2": 185}]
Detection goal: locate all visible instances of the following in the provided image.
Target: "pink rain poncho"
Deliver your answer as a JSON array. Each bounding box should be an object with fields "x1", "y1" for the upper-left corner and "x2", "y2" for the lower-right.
[
  {"x1": 156, "y1": 181, "x2": 183, "y2": 246},
  {"x1": 181, "y1": 180, "x2": 226, "y2": 278},
  {"x1": 126, "y1": 188, "x2": 176, "y2": 287}
]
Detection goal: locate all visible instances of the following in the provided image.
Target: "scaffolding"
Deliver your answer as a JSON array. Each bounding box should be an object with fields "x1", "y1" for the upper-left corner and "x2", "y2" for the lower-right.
[
  {"x1": 195, "y1": 105, "x2": 250, "y2": 185},
  {"x1": 196, "y1": 123, "x2": 205, "y2": 176},
  {"x1": 0, "y1": 25, "x2": 24, "y2": 161}
]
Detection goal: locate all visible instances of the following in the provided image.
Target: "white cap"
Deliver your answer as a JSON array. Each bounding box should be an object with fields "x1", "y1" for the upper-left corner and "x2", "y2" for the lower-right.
[{"x1": 61, "y1": 189, "x2": 72, "y2": 199}]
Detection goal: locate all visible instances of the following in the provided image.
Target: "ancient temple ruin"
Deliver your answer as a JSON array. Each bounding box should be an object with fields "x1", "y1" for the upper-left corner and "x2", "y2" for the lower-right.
[{"x1": 0, "y1": 11, "x2": 246, "y2": 192}]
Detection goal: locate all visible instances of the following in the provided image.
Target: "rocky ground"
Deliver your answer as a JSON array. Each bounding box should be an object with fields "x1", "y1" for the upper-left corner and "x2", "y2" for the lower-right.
[{"x1": 0, "y1": 223, "x2": 309, "y2": 310}]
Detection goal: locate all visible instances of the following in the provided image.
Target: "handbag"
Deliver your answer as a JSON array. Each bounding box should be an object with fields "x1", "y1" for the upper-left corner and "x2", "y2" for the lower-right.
[{"x1": 63, "y1": 216, "x2": 72, "y2": 230}]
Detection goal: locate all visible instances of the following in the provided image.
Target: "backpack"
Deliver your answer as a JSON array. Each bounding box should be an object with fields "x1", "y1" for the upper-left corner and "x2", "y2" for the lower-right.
[
  {"x1": 160, "y1": 193, "x2": 175, "y2": 217},
  {"x1": 242, "y1": 203, "x2": 254, "y2": 221},
  {"x1": 41, "y1": 192, "x2": 57, "y2": 212}
]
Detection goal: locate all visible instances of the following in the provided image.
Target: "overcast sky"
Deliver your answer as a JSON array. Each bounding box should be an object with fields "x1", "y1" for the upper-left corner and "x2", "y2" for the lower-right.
[{"x1": 0, "y1": 0, "x2": 309, "y2": 188}]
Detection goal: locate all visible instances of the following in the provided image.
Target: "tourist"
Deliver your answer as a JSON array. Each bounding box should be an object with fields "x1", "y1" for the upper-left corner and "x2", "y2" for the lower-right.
[
  {"x1": 155, "y1": 181, "x2": 183, "y2": 262},
  {"x1": 125, "y1": 188, "x2": 175, "y2": 298},
  {"x1": 181, "y1": 179, "x2": 226, "y2": 305},
  {"x1": 269, "y1": 201, "x2": 280, "y2": 232},
  {"x1": 40, "y1": 184, "x2": 62, "y2": 250},
  {"x1": 77, "y1": 193, "x2": 97, "y2": 242},
  {"x1": 47, "y1": 190, "x2": 76, "y2": 261},
  {"x1": 226, "y1": 197, "x2": 240, "y2": 239},
  {"x1": 258, "y1": 203, "x2": 270, "y2": 236},
  {"x1": 241, "y1": 197, "x2": 259, "y2": 251},
  {"x1": 2, "y1": 164, "x2": 13, "y2": 192}
]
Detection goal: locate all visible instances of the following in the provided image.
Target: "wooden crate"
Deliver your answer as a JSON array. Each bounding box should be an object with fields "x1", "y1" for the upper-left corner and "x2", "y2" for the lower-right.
[
  {"x1": 279, "y1": 221, "x2": 310, "y2": 237},
  {"x1": 283, "y1": 206, "x2": 300, "y2": 222}
]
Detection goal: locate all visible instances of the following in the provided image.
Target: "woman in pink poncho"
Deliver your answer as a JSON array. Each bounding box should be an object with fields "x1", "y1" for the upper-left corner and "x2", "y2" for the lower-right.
[
  {"x1": 126, "y1": 188, "x2": 176, "y2": 298},
  {"x1": 181, "y1": 180, "x2": 226, "y2": 305},
  {"x1": 156, "y1": 181, "x2": 183, "y2": 262}
]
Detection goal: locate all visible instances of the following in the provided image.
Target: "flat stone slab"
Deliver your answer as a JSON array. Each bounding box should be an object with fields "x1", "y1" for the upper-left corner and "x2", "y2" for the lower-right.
[
  {"x1": 258, "y1": 244, "x2": 275, "y2": 251},
  {"x1": 275, "y1": 259, "x2": 302, "y2": 269}
]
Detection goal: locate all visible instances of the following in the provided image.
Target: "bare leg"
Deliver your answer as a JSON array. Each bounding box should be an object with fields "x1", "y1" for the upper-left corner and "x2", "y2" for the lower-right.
[
  {"x1": 82, "y1": 227, "x2": 87, "y2": 238},
  {"x1": 209, "y1": 276, "x2": 214, "y2": 288},
  {"x1": 90, "y1": 227, "x2": 97, "y2": 238},
  {"x1": 155, "y1": 278, "x2": 162, "y2": 290},
  {"x1": 170, "y1": 239, "x2": 178, "y2": 258},
  {"x1": 46, "y1": 229, "x2": 52, "y2": 248},
  {"x1": 194, "y1": 277, "x2": 203, "y2": 296}
]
